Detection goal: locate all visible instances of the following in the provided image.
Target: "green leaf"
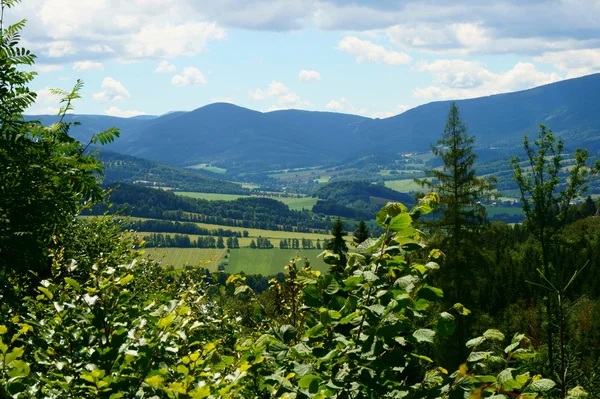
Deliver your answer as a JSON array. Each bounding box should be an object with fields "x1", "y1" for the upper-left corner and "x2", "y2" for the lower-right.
[
  {"x1": 190, "y1": 385, "x2": 211, "y2": 399},
  {"x1": 5, "y1": 346, "x2": 25, "y2": 365},
  {"x1": 37, "y1": 286, "x2": 53, "y2": 300},
  {"x1": 452, "y1": 303, "x2": 471, "y2": 316},
  {"x1": 298, "y1": 374, "x2": 322, "y2": 393},
  {"x1": 468, "y1": 351, "x2": 492, "y2": 362},
  {"x1": 389, "y1": 213, "x2": 412, "y2": 232},
  {"x1": 435, "y1": 312, "x2": 456, "y2": 336},
  {"x1": 119, "y1": 274, "x2": 134, "y2": 285},
  {"x1": 325, "y1": 278, "x2": 340, "y2": 295},
  {"x1": 294, "y1": 363, "x2": 313, "y2": 377},
  {"x1": 483, "y1": 329, "x2": 505, "y2": 341},
  {"x1": 64, "y1": 277, "x2": 81, "y2": 291},
  {"x1": 466, "y1": 336, "x2": 486, "y2": 348},
  {"x1": 526, "y1": 379, "x2": 556, "y2": 392},
  {"x1": 0, "y1": 325, "x2": 7, "y2": 335},
  {"x1": 413, "y1": 329, "x2": 436, "y2": 343},
  {"x1": 417, "y1": 284, "x2": 444, "y2": 301}
]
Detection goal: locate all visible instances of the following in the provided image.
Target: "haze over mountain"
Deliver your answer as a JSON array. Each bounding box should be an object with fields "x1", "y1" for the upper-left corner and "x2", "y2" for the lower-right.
[{"x1": 29, "y1": 73, "x2": 600, "y2": 171}]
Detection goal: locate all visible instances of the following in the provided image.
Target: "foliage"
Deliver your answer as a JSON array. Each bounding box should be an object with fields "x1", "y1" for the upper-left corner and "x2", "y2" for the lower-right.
[
  {"x1": 511, "y1": 124, "x2": 600, "y2": 374},
  {"x1": 0, "y1": 4, "x2": 118, "y2": 298}
]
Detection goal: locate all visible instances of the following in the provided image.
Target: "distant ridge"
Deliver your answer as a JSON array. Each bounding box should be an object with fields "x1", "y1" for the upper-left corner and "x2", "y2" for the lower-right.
[{"x1": 30, "y1": 73, "x2": 600, "y2": 171}]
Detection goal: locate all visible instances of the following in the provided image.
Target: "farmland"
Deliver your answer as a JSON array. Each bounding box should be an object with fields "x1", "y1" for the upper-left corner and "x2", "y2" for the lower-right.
[
  {"x1": 174, "y1": 191, "x2": 318, "y2": 210},
  {"x1": 144, "y1": 247, "x2": 328, "y2": 275}
]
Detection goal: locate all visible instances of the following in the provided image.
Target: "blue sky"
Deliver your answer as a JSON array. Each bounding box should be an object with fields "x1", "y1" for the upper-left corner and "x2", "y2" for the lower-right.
[{"x1": 16, "y1": 0, "x2": 600, "y2": 118}]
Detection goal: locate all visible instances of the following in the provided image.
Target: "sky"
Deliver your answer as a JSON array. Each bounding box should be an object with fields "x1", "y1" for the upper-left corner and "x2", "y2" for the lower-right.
[{"x1": 15, "y1": 0, "x2": 600, "y2": 118}]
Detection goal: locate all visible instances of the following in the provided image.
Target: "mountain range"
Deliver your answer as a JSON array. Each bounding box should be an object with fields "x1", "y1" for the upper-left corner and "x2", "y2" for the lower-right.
[{"x1": 29, "y1": 73, "x2": 600, "y2": 172}]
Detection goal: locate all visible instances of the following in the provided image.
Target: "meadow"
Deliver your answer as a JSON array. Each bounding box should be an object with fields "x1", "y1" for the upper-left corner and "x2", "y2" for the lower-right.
[
  {"x1": 144, "y1": 247, "x2": 328, "y2": 275},
  {"x1": 385, "y1": 178, "x2": 427, "y2": 192},
  {"x1": 174, "y1": 191, "x2": 318, "y2": 210}
]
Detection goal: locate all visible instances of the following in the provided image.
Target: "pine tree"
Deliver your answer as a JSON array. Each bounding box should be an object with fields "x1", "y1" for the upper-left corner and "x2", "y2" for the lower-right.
[
  {"x1": 415, "y1": 102, "x2": 496, "y2": 242},
  {"x1": 326, "y1": 218, "x2": 348, "y2": 266},
  {"x1": 353, "y1": 220, "x2": 370, "y2": 245},
  {"x1": 414, "y1": 102, "x2": 495, "y2": 365}
]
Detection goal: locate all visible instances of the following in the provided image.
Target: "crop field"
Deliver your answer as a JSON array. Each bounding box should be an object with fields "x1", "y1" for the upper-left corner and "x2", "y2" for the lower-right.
[
  {"x1": 174, "y1": 191, "x2": 318, "y2": 210},
  {"x1": 144, "y1": 247, "x2": 328, "y2": 275},
  {"x1": 144, "y1": 248, "x2": 227, "y2": 270},
  {"x1": 175, "y1": 192, "x2": 248, "y2": 201},
  {"x1": 385, "y1": 179, "x2": 427, "y2": 192}
]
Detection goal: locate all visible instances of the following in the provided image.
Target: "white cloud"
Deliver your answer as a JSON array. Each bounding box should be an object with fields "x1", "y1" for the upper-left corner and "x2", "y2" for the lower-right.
[
  {"x1": 171, "y1": 67, "x2": 206, "y2": 87},
  {"x1": 298, "y1": 69, "x2": 321, "y2": 82},
  {"x1": 535, "y1": 49, "x2": 600, "y2": 78},
  {"x1": 125, "y1": 22, "x2": 226, "y2": 58},
  {"x1": 249, "y1": 81, "x2": 291, "y2": 99},
  {"x1": 27, "y1": 106, "x2": 61, "y2": 115},
  {"x1": 337, "y1": 36, "x2": 411, "y2": 65},
  {"x1": 154, "y1": 60, "x2": 176, "y2": 73},
  {"x1": 34, "y1": 88, "x2": 60, "y2": 105},
  {"x1": 45, "y1": 41, "x2": 77, "y2": 58},
  {"x1": 325, "y1": 97, "x2": 367, "y2": 115},
  {"x1": 371, "y1": 105, "x2": 411, "y2": 119},
  {"x1": 413, "y1": 61, "x2": 562, "y2": 100},
  {"x1": 73, "y1": 61, "x2": 104, "y2": 71},
  {"x1": 105, "y1": 106, "x2": 146, "y2": 118},
  {"x1": 36, "y1": 64, "x2": 63, "y2": 73},
  {"x1": 93, "y1": 77, "x2": 131, "y2": 102},
  {"x1": 250, "y1": 81, "x2": 310, "y2": 109}
]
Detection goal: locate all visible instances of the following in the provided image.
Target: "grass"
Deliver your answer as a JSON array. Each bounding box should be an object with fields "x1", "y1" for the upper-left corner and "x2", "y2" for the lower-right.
[
  {"x1": 225, "y1": 248, "x2": 328, "y2": 275},
  {"x1": 174, "y1": 192, "x2": 318, "y2": 211},
  {"x1": 144, "y1": 247, "x2": 329, "y2": 275},
  {"x1": 174, "y1": 192, "x2": 248, "y2": 201},
  {"x1": 144, "y1": 248, "x2": 227, "y2": 270},
  {"x1": 385, "y1": 179, "x2": 426, "y2": 193}
]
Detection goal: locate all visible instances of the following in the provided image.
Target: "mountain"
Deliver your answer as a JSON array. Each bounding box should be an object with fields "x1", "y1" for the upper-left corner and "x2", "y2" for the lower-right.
[{"x1": 29, "y1": 73, "x2": 600, "y2": 172}]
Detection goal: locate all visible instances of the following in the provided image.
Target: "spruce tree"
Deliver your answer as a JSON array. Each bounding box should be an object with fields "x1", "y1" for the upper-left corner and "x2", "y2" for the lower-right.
[
  {"x1": 414, "y1": 102, "x2": 495, "y2": 365},
  {"x1": 415, "y1": 102, "x2": 496, "y2": 242},
  {"x1": 353, "y1": 220, "x2": 370, "y2": 245},
  {"x1": 326, "y1": 218, "x2": 348, "y2": 265}
]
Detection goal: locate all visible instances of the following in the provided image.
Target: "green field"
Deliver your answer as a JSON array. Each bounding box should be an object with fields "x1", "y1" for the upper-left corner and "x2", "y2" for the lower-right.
[
  {"x1": 174, "y1": 192, "x2": 318, "y2": 211},
  {"x1": 144, "y1": 247, "x2": 328, "y2": 275},
  {"x1": 144, "y1": 248, "x2": 227, "y2": 270},
  {"x1": 175, "y1": 192, "x2": 248, "y2": 201},
  {"x1": 385, "y1": 179, "x2": 426, "y2": 192}
]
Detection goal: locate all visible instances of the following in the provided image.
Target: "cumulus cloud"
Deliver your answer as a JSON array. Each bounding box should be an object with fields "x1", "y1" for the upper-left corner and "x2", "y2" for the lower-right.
[
  {"x1": 171, "y1": 67, "x2": 206, "y2": 87},
  {"x1": 154, "y1": 60, "x2": 176, "y2": 73},
  {"x1": 250, "y1": 81, "x2": 311, "y2": 109},
  {"x1": 535, "y1": 49, "x2": 600, "y2": 78},
  {"x1": 249, "y1": 81, "x2": 291, "y2": 100},
  {"x1": 372, "y1": 105, "x2": 411, "y2": 119},
  {"x1": 36, "y1": 64, "x2": 63, "y2": 73},
  {"x1": 298, "y1": 69, "x2": 321, "y2": 82},
  {"x1": 125, "y1": 22, "x2": 226, "y2": 58},
  {"x1": 413, "y1": 61, "x2": 561, "y2": 100},
  {"x1": 73, "y1": 61, "x2": 104, "y2": 71},
  {"x1": 93, "y1": 77, "x2": 131, "y2": 102},
  {"x1": 337, "y1": 36, "x2": 411, "y2": 65},
  {"x1": 105, "y1": 106, "x2": 146, "y2": 118},
  {"x1": 325, "y1": 97, "x2": 367, "y2": 115}
]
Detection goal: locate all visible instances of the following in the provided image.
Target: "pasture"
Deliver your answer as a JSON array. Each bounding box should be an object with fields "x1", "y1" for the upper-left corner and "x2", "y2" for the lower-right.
[{"x1": 144, "y1": 247, "x2": 329, "y2": 275}]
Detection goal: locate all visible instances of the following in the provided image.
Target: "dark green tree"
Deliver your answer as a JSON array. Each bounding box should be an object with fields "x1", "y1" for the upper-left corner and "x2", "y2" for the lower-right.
[
  {"x1": 217, "y1": 236, "x2": 225, "y2": 249},
  {"x1": 511, "y1": 124, "x2": 600, "y2": 374},
  {"x1": 353, "y1": 220, "x2": 370, "y2": 245},
  {"x1": 415, "y1": 102, "x2": 496, "y2": 242},
  {"x1": 249, "y1": 240, "x2": 256, "y2": 249},
  {"x1": 326, "y1": 217, "x2": 348, "y2": 266},
  {"x1": 414, "y1": 102, "x2": 495, "y2": 364}
]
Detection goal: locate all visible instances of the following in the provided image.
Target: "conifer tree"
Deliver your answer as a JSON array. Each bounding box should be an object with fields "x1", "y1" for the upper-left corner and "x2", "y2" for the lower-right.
[
  {"x1": 353, "y1": 220, "x2": 370, "y2": 245},
  {"x1": 415, "y1": 102, "x2": 496, "y2": 242},
  {"x1": 326, "y1": 218, "x2": 348, "y2": 265}
]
